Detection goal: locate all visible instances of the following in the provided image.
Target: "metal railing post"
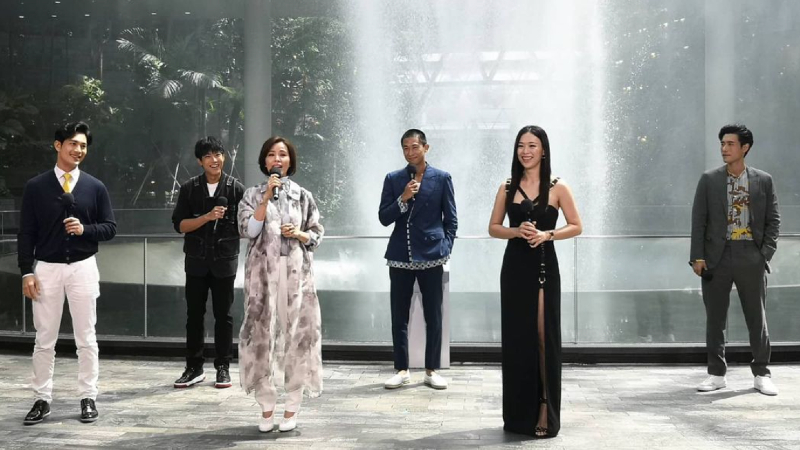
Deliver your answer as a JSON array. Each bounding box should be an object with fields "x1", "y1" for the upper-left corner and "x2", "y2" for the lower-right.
[
  {"x1": 143, "y1": 238, "x2": 148, "y2": 338},
  {"x1": 573, "y1": 238, "x2": 579, "y2": 344}
]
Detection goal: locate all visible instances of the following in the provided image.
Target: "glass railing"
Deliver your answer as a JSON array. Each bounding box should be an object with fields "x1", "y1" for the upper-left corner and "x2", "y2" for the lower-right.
[{"x1": 1, "y1": 233, "x2": 798, "y2": 346}]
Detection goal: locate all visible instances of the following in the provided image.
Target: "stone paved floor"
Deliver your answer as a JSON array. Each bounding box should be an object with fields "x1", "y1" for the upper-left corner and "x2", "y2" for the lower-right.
[{"x1": 0, "y1": 354, "x2": 799, "y2": 449}]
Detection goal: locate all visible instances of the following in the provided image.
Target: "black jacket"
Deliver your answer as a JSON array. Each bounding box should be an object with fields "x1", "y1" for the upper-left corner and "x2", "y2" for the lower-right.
[{"x1": 172, "y1": 173, "x2": 244, "y2": 277}]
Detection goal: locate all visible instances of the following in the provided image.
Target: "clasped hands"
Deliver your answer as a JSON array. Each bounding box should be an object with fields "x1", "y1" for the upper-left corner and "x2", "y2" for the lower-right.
[
  {"x1": 281, "y1": 223, "x2": 303, "y2": 240},
  {"x1": 518, "y1": 221, "x2": 549, "y2": 248}
]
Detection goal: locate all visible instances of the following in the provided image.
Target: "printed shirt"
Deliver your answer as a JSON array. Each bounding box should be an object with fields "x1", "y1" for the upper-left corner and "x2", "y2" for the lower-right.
[{"x1": 726, "y1": 169, "x2": 753, "y2": 240}]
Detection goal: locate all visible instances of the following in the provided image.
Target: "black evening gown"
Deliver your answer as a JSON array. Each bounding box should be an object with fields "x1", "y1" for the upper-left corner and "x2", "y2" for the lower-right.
[{"x1": 500, "y1": 199, "x2": 561, "y2": 437}]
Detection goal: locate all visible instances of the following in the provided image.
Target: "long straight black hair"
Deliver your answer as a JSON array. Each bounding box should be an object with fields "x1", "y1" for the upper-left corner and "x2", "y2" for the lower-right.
[{"x1": 506, "y1": 125, "x2": 552, "y2": 215}]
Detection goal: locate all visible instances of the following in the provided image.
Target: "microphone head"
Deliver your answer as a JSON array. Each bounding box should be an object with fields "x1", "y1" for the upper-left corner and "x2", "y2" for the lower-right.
[
  {"x1": 60, "y1": 192, "x2": 76, "y2": 208},
  {"x1": 406, "y1": 164, "x2": 417, "y2": 177},
  {"x1": 520, "y1": 199, "x2": 535, "y2": 216},
  {"x1": 269, "y1": 166, "x2": 283, "y2": 177},
  {"x1": 216, "y1": 196, "x2": 228, "y2": 207}
]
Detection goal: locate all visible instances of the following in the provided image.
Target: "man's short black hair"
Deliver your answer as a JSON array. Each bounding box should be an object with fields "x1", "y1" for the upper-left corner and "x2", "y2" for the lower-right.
[
  {"x1": 194, "y1": 136, "x2": 225, "y2": 160},
  {"x1": 55, "y1": 121, "x2": 92, "y2": 146},
  {"x1": 401, "y1": 129, "x2": 427, "y2": 146},
  {"x1": 719, "y1": 124, "x2": 754, "y2": 154}
]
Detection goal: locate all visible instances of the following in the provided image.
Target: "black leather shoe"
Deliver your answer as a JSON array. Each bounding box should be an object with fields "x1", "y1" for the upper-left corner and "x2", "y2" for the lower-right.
[
  {"x1": 174, "y1": 366, "x2": 205, "y2": 388},
  {"x1": 80, "y1": 398, "x2": 98, "y2": 423},
  {"x1": 215, "y1": 366, "x2": 232, "y2": 389},
  {"x1": 23, "y1": 400, "x2": 50, "y2": 425}
]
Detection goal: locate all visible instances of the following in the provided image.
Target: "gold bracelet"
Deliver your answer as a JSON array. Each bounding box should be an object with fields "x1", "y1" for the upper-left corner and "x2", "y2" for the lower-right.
[{"x1": 548, "y1": 230, "x2": 555, "y2": 240}]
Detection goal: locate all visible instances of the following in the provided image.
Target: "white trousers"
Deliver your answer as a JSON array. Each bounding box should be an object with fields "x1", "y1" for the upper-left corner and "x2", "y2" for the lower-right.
[
  {"x1": 254, "y1": 256, "x2": 303, "y2": 413},
  {"x1": 31, "y1": 256, "x2": 100, "y2": 402}
]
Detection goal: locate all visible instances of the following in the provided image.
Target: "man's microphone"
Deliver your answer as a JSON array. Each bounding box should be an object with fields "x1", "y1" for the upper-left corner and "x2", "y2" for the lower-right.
[
  {"x1": 406, "y1": 164, "x2": 417, "y2": 202},
  {"x1": 406, "y1": 164, "x2": 417, "y2": 180},
  {"x1": 213, "y1": 196, "x2": 228, "y2": 232},
  {"x1": 269, "y1": 167, "x2": 282, "y2": 201},
  {"x1": 60, "y1": 193, "x2": 76, "y2": 235}
]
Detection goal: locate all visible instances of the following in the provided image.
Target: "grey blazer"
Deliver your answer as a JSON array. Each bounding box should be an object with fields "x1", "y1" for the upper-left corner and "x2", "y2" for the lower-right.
[{"x1": 690, "y1": 165, "x2": 780, "y2": 270}]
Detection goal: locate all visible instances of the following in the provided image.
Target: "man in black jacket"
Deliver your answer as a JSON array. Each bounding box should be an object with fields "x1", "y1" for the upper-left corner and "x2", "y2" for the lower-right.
[
  {"x1": 19, "y1": 121, "x2": 116, "y2": 425},
  {"x1": 172, "y1": 137, "x2": 244, "y2": 389}
]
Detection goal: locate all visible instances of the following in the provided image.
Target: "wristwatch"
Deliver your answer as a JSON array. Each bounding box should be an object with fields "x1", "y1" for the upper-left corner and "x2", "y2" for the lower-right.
[{"x1": 548, "y1": 230, "x2": 555, "y2": 241}]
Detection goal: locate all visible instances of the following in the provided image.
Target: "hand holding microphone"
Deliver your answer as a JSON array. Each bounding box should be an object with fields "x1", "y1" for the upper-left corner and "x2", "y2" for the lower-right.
[
  {"x1": 401, "y1": 164, "x2": 419, "y2": 203},
  {"x1": 518, "y1": 199, "x2": 538, "y2": 244},
  {"x1": 268, "y1": 166, "x2": 283, "y2": 201},
  {"x1": 60, "y1": 193, "x2": 83, "y2": 236},
  {"x1": 212, "y1": 196, "x2": 228, "y2": 232}
]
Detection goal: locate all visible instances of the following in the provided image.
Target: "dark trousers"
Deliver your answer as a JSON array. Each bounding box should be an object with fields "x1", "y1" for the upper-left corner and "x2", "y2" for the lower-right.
[
  {"x1": 389, "y1": 266, "x2": 443, "y2": 371},
  {"x1": 702, "y1": 241, "x2": 771, "y2": 377},
  {"x1": 185, "y1": 273, "x2": 235, "y2": 369}
]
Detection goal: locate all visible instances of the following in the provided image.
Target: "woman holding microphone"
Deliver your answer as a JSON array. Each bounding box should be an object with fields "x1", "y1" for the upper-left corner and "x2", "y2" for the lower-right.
[{"x1": 237, "y1": 136, "x2": 324, "y2": 433}]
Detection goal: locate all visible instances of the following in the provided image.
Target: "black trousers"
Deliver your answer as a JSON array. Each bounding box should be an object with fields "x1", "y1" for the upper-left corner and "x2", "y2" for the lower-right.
[
  {"x1": 389, "y1": 266, "x2": 443, "y2": 371},
  {"x1": 702, "y1": 241, "x2": 771, "y2": 377},
  {"x1": 185, "y1": 273, "x2": 235, "y2": 369}
]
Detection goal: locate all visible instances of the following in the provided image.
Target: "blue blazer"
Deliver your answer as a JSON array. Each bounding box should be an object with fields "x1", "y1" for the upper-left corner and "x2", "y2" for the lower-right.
[{"x1": 379, "y1": 164, "x2": 458, "y2": 263}]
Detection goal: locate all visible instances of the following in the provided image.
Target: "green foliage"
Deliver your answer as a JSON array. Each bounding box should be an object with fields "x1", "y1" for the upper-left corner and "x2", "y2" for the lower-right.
[
  {"x1": 0, "y1": 92, "x2": 39, "y2": 149},
  {"x1": 271, "y1": 17, "x2": 356, "y2": 226},
  {"x1": 1, "y1": 16, "x2": 356, "y2": 219}
]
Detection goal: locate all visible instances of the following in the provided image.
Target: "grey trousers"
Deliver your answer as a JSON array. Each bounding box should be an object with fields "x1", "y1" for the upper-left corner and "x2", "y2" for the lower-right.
[{"x1": 701, "y1": 240, "x2": 771, "y2": 377}]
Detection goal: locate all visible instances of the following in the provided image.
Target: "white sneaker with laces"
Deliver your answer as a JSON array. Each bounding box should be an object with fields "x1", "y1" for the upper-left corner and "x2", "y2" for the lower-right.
[
  {"x1": 258, "y1": 415, "x2": 274, "y2": 432},
  {"x1": 384, "y1": 370, "x2": 411, "y2": 389},
  {"x1": 423, "y1": 371, "x2": 448, "y2": 390},
  {"x1": 697, "y1": 375, "x2": 726, "y2": 392},
  {"x1": 754, "y1": 376, "x2": 778, "y2": 396},
  {"x1": 279, "y1": 416, "x2": 297, "y2": 432}
]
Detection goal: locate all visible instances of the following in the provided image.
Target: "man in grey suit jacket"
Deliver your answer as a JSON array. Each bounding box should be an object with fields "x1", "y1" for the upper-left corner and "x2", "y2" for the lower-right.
[{"x1": 690, "y1": 124, "x2": 780, "y2": 396}]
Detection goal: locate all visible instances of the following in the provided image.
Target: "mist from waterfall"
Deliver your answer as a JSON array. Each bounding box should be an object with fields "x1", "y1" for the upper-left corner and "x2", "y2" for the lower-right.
[{"x1": 343, "y1": 0, "x2": 609, "y2": 292}]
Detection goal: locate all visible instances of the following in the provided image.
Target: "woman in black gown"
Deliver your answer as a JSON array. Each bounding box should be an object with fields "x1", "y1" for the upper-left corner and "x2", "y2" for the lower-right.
[{"x1": 488, "y1": 125, "x2": 582, "y2": 438}]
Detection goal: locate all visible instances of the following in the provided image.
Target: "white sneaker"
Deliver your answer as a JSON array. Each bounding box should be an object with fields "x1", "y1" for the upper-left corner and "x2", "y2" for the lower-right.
[
  {"x1": 278, "y1": 416, "x2": 297, "y2": 432},
  {"x1": 423, "y1": 371, "x2": 448, "y2": 390},
  {"x1": 257, "y1": 415, "x2": 274, "y2": 433},
  {"x1": 697, "y1": 375, "x2": 727, "y2": 392},
  {"x1": 754, "y1": 376, "x2": 778, "y2": 396},
  {"x1": 384, "y1": 370, "x2": 411, "y2": 389}
]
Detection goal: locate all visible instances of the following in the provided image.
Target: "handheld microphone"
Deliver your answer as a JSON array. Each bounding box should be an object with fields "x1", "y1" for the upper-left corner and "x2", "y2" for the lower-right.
[
  {"x1": 60, "y1": 192, "x2": 76, "y2": 216},
  {"x1": 213, "y1": 196, "x2": 228, "y2": 232},
  {"x1": 60, "y1": 193, "x2": 76, "y2": 235},
  {"x1": 406, "y1": 164, "x2": 417, "y2": 202},
  {"x1": 406, "y1": 164, "x2": 417, "y2": 180},
  {"x1": 520, "y1": 199, "x2": 535, "y2": 223},
  {"x1": 269, "y1": 167, "x2": 282, "y2": 201}
]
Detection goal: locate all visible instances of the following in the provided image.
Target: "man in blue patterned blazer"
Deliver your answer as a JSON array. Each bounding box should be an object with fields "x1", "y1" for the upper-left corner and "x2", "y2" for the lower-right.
[{"x1": 379, "y1": 129, "x2": 458, "y2": 390}]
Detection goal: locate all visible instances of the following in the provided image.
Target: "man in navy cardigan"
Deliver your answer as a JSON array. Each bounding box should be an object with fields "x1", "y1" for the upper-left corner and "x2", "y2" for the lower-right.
[
  {"x1": 378, "y1": 129, "x2": 457, "y2": 390},
  {"x1": 18, "y1": 122, "x2": 116, "y2": 425}
]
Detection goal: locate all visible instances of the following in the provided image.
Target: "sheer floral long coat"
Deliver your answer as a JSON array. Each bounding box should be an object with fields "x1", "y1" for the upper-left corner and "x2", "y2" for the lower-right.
[{"x1": 237, "y1": 179, "x2": 324, "y2": 397}]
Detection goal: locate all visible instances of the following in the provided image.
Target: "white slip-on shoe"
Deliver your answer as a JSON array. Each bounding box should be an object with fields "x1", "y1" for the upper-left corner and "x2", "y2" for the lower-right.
[
  {"x1": 258, "y1": 414, "x2": 274, "y2": 433},
  {"x1": 279, "y1": 416, "x2": 297, "y2": 432},
  {"x1": 754, "y1": 376, "x2": 778, "y2": 396},
  {"x1": 423, "y1": 371, "x2": 448, "y2": 390},
  {"x1": 384, "y1": 370, "x2": 411, "y2": 389},
  {"x1": 697, "y1": 375, "x2": 727, "y2": 392}
]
